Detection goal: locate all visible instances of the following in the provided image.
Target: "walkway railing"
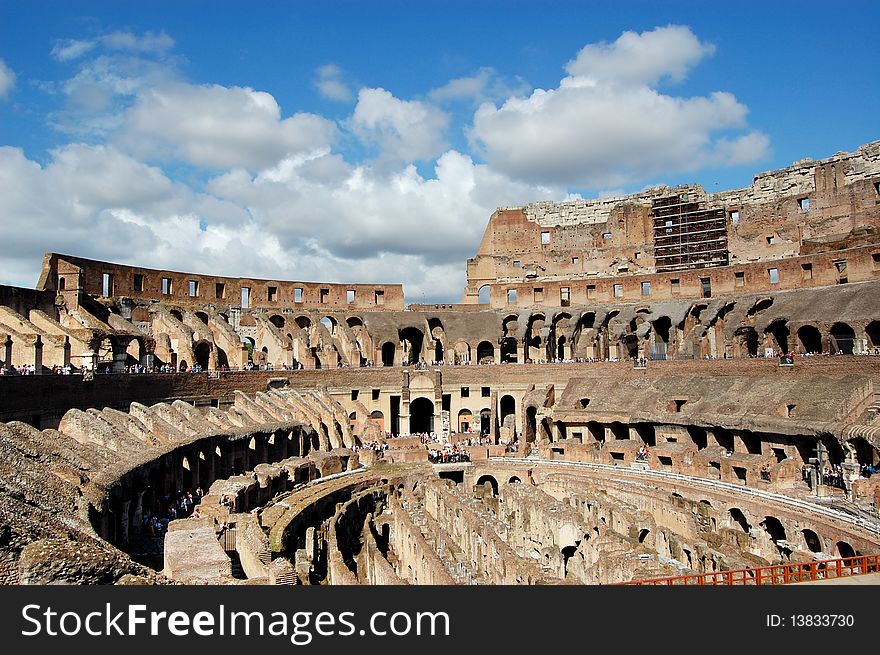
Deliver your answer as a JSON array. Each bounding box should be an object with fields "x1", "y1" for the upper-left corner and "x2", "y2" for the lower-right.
[{"x1": 619, "y1": 554, "x2": 880, "y2": 586}]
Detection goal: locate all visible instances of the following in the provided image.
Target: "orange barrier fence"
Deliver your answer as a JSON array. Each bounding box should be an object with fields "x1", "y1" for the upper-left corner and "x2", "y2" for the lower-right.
[{"x1": 619, "y1": 554, "x2": 880, "y2": 586}]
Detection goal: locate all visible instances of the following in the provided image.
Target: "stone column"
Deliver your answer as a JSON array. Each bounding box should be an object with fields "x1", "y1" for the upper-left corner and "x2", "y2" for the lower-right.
[
  {"x1": 33, "y1": 336, "x2": 43, "y2": 375},
  {"x1": 2, "y1": 336, "x2": 11, "y2": 372}
]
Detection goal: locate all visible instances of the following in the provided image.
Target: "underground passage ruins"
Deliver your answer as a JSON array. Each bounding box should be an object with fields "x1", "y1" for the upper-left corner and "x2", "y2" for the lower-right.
[{"x1": 2, "y1": 140, "x2": 880, "y2": 585}]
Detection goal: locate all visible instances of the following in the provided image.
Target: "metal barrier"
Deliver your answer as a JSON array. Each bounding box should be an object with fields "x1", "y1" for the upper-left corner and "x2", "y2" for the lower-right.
[{"x1": 619, "y1": 554, "x2": 880, "y2": 586}]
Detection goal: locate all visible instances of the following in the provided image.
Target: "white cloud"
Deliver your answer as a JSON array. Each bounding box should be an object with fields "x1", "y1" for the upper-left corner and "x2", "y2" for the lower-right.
[
  {"x1": 349, "y1": 88, "x2": 449, "y2": 163},
  {"x1": 51, "y1": 39, "x2": 97, "y2": 62},
  {"x1": 120, "y1": 82, "x2": 339, "y2": 169},
  {"x1": 565, "y1": 24, "x2": 715, "y2": 86},
  {"x1": 0, "y1": 140, "x2": 560, "y2": 302},
  {"x1": 429, "y1": 67, "x2": 530, "y2": 105},
  {"x1": 314, "y1": 64, "x2": 353, "y2": 102},
  {"x1": 51, "y1": 30, "x2": 174, "y2": 64},
  {"x1": 0, "y1": 60, "x2": 15, "y2": 99},
  {"x1": 49, "y1": 48, "x2": 183, "y2": 139},
  {"x1": 101, "y1": 30, "x2": 175, "y2": 55},
  {"x1": 711, "y1": 131, "x2": 772, "y2": 166},
  {"x1": 468, "y1": 25, "x2": 768, "y2": 187}
]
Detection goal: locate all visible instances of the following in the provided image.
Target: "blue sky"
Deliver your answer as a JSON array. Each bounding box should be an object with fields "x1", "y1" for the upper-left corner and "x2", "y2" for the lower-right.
[{"x1": 0, "y1": 1, "x2": 878, "y2": 302}]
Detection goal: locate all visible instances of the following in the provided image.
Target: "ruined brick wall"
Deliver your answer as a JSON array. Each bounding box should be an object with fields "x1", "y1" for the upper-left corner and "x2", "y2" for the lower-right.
[
  {"x1": 421, "y1": 480, "x2": 552, "y2": 584},
  {"x1": 481, "y1": 244, "x2": 880, "y2": 307},
  {"x1": 463, "y1": 141, "x2": 880, "y2": 305},
  {"x1": 39, "y1": 253, "x2": 405, "y2": 311},
  {"x1": 384, "y1": 492, "x2": 456, "y2": 585}
]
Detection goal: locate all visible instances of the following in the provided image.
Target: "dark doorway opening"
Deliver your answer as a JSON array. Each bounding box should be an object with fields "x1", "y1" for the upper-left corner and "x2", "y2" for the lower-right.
[{"x1": 409, "y1": 397, "x2": 435, "y2": 434}]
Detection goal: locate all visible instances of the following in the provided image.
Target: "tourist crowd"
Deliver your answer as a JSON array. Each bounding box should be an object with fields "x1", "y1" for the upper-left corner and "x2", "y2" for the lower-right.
[
  {"x1": 142, "y1": 487, "x2": 204, "y2": 537},
  {"x1": 428, "y1": 443, "x2": 471, "y2": 464}
]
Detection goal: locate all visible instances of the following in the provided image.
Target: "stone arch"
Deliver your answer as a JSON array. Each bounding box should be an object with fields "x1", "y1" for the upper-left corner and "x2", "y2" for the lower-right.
[
  {"x1": 409, "y1": 397, "x2": 434, "y2": 434},
  {"x1": 830, "y1": 322, "x2": 855, "y2": 355},
  {"x1": 430, "y1": 326, "x2": 445, "y2": 363},
  {"x1": 195, "y1": 311, "x2": 209, "y2": 325},
  {"x1": 502, "y1": 314, "x2": 519, "y2": 336},
  {"x1": 475, "y1": 475, "x2": 498, "y2": 497},
  {"x1": 457, "y1": 408, "x2": 474, "y2": 433},
  {"x1": 169, "y1": 309, "x2": 183, "y2": 322},
  {"x1": 269, "y1": 314, "x2": 285, "y2": 329},
  {"x1": 320, "y1": 316, "x2": 337, "y2": 335},
  {"x1": 836, "y1": 541, "x2": 856, "y2": 558},
  {"x1": 295, "y1": 316, "x2": 311, "y2": 330},
  {"x1": 453, "y1": 340, "x2": 471, "y2": 364},
  {"x1": 369, "y1": 410, "x2": 385, "y2": 433},
  {"x1": 479, "y1": 408, "x2": 491, "y2": 435},
  {"x1": 525, "y1": 313, "x2": 546, "y2": 362},
  {"x1": 381, "y1": 341, "x2": 396, "y2": 367},
  {"x1": 476, "y1": 340, "x2": 494, "y2": 363},
  {"x1": 242, "y1": 336, "x2": 255, "y2": 361},
  {"x1": 500, "y1": 395, "x2": 516, "y2": 425},
  {"x1": 194, "y1": 341, "x2": 211, "y2": 370},
  {"x1": 802, "y1": 529, "x2": 822, "y2": 553},
  {"x1": 477, "y1": 285, "x2": 491, "y2": 304},
  {"x1": 399, "y1": 327, "x2": 424, "y2": 366},
  {"x1": 796, "y1": 324, "x2": 822, "y2": 353},
  {"x1": 550, "y1": 312, "x2": 571, "y2": 361}
]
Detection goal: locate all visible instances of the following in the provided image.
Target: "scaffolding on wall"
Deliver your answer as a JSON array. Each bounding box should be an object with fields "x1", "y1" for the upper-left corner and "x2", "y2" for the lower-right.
[{"x1": 652, "y1": 193, "x2": 729, "y2": 272}]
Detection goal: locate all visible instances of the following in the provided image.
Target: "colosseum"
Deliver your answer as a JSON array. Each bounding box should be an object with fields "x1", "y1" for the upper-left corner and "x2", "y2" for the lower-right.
[{"x1": 1, "y1": 140, "x2": 880, "y2": 586}]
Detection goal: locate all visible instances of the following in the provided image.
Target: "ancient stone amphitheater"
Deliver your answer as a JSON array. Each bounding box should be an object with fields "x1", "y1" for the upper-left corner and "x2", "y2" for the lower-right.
[{"x1": 2, "y1": 141, "x2": 880, "y2": 585}]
